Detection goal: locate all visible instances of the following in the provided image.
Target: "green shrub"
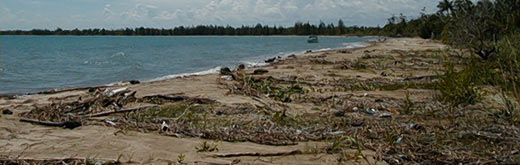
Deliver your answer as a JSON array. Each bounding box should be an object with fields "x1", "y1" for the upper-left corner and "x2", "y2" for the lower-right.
[{"x1": 437, "y1": 62, "x2": 482, "y2": 106}]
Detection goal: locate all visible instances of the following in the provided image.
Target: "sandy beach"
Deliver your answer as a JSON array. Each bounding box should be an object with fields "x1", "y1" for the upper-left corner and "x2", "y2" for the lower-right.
[{"x1": 3, "y1": 37, "x2": 510, "y2": 164}]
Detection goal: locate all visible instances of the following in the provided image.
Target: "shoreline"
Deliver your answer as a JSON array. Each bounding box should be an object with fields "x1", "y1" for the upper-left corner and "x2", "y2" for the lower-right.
[
  {"x1": 0, "y1": 39, "x2": 378, "y2": 98},
  {"x1": 3, "y1": 38, "x2": 483, "y2": 164}
]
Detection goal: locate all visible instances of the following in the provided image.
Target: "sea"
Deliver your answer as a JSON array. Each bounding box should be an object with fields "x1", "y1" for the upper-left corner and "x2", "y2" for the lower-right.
[{"x1": 0, "y1": 36, "x2": 380, "y2": 95}]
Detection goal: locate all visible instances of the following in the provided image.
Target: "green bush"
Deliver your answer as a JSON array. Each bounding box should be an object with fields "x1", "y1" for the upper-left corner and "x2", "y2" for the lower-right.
[{"x1": 437, "y1": 62, "x2": 482, "y2": 106}]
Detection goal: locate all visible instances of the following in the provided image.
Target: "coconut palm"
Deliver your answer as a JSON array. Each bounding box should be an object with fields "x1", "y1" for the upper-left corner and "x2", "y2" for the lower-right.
[{"x1": 437, "y1": 0, "x2": 454, "y2": 16}]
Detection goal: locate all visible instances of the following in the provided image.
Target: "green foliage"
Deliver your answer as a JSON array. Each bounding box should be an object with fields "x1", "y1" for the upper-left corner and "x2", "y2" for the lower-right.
[
  {"x1": 327, "y1": 136, "x2": 370, "y2": 164},
  {"x1": 437, "y1": 62, "x2": 482, "y2": 106},
  {"x1": 195, "y1": 141, "x2": 219, "y2": 152},
  {"x1": 417, "y1": 14, "x2": 444, "y2": 39},
  {"x1": 401, "y1": 91, "x2": 415, "y2": 114},
  {"x1": 242, "y1": 76, "x2": 306, "y2": 102},
  {"x1": 494, "y1": 32, "x2": 520, "y2": 97},
  {"x1": 176, "y1": 154, "x2": 186, "y2": 164},
  {"x1": 132, "y1": 103, "x2": 208, "y2": 123}
]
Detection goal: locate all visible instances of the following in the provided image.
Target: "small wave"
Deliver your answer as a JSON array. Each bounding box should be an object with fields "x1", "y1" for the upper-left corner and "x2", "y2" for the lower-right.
[
  {"x1": 342, "y1": 42, "x2": 368, "y2": 49},
  {"x1": 111, "y1": 52, "x2": 126, "y2": 58},
  {"x1": 146, "y1": 66, "x2": 222, "y2": 82},
  {"x1": 316, "y1": 48, "x2": 332, "y2": 52},
  {"x1": 241, "y1": 61, "x2": 268, "y2": 67}
]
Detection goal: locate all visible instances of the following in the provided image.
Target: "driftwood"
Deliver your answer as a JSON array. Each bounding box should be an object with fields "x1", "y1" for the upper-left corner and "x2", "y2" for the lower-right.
[
  {"x1": 144, "y1": 95, "x2": 188, "y2": 102},
  {"x1": 252, "y1": 97, "x2": 274, "y2": 111},
  {"x1": 401, "y1": 75, "x2": 439, "y2": 81},
  {"x1": 84, "y1": 105, "x2": 158, "y2": 118},
  {"x1": 251, "y1": 76, "x2": 330, "y2": 87},
  {"x1": 208, "y1": 150, "x2": 302, "y2": 158},
  {"x1": 19, "y1": 118, "x2": 82, "y2": 129},
  {"x1": 35, "y1": 86, "x2": 108, "y2": 95},
  {"x1": 143, "y1": 94, "x2": 216, "y2": 104}
]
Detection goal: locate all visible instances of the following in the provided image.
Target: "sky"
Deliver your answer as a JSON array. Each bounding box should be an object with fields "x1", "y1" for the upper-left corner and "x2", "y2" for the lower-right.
[{"x1": 0, "y1": 0, "x2": 442, "y2": 30}]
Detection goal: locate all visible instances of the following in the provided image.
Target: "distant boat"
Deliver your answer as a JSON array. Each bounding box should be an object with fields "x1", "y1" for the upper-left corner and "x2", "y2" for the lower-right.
[{"x1": 307, "y1": 35, "x2": 318, "y2": 43}]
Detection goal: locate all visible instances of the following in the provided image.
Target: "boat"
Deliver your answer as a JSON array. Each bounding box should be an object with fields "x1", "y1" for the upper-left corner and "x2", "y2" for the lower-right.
[{"x1": 307, "y1": 35, "x2": 318, "y2": 43}]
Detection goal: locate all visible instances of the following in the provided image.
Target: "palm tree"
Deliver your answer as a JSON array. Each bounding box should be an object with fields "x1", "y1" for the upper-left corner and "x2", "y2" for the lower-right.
[{"x1": 437, "y1": 0, "x2": 454, "y2": 16}]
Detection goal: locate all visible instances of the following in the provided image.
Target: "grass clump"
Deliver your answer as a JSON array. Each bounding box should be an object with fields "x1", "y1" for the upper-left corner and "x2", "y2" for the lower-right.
[
  {"x1": 437, "y1": 62, "x2": 482, "y2": 107},
  {"x1": 195, "y1": 141, "x2": 219, "y2": 152},
  {"x1": 240, "y1": 75, "x2": 307, "y2": 102}
]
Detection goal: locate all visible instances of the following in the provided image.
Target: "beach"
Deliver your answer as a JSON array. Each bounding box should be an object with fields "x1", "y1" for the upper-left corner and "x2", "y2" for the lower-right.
[{"x1": 3, "y1": 37, "x2": 512, "y2": 164}]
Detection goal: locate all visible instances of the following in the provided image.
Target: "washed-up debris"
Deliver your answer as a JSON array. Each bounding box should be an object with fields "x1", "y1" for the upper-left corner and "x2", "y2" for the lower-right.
[
  {"x1": 236, "y1": 64, "x2": 246, "y2": 71},
  {"x1": 161, "y1": 121, "x2": 169, "y2": 131},
  {"x1": 220, "y1": 67, "x2": 232, "y2": 75},
  {"x1": 209, "y1": 150, "x2": 302, "y2": 158},
  {"x1": 394, "y1": 136, "x2": 403, "y2": 144},
  {"x1": 253, "y1": 69, "x2": 269, "y2": 75},
  {"x1": 86, "y1": 105, "x2": 158, "y2": 118},
  {"x1": 379, "y1": 113, "x2": 392, "y2": 118},
  {"x1": 127, "y1": 80, "x2": 140, "y2": 84},
  {"x1": 19, "y1": 118, "x2": 82, "y2": 129},
  {"x1": 265, "y1": 57, "x2": 276, "y2": 63},
  {"x1": 328, "y1": 131, "x2": 346, "y2": 136},
  {"x1": 104, "y1": 87, "x2": 128, "y2": 97},
  {"x1": 220, "y1": 75, "x2": 233, "y2": 81},
  {"x1": 365, "y1": 108, "x2": 377, "y2": 115},
  {"x1": 330, "y1": 109, "x2": 345, "y2": 117},
  {"x1": 104, "y1": 120, "x2": 117, "y2": 126},
  {"x1": 351, "y1": 120, "x2": 364, "y2": 127},
  {"x1": 2, "y1": 109, "x2": 13, "y2": 115},
  {"x1": 141, "y1": 94, "x2": 216, "y2": 105}
]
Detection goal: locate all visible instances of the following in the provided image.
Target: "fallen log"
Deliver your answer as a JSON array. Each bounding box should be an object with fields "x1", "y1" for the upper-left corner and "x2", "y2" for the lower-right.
[
  {"x1": 401, "y1": 75, "x2": 439, "y2": 81},
  {"x1": 143, "y1": 94, "x2": 216, "y2": 104},
  {"x1": 209, "y1": 150, "x2": 302, "y2": 158},
  {"x1": 19, "y1": 118, "x2": 82, "y2": 129},
  {"x1": 193, "y1": 160, "x2": 233, "y2": 165},
  {"x1": 35, "y1": 86, "x2": 108, "y2": 95},
  {"x1": 84, "y1": 105, "x2": 158, "y2": 118},
  {"x1": 144, "y1": 95, "x2": 189, "y2": 101}
]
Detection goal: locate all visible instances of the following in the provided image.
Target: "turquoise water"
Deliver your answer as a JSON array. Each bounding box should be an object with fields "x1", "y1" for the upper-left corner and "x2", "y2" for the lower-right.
[{"x1": 0, "y1": 36, "x2": 378, "y2": 94}]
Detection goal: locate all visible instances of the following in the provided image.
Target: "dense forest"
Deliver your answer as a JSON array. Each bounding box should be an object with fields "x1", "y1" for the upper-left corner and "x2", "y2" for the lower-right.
[{"x1": 0, "y1": 20, "x2": 381, "y2": 36}]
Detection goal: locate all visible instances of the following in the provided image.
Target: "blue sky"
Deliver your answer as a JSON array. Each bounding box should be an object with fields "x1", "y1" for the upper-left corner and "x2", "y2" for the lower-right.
[{"x1": 0, "y1": 0, "x2": 442, "y2": 30}]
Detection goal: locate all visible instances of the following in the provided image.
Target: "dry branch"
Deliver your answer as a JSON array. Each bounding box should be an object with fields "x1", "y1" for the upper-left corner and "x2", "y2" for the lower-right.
[
  {"x1": 209, "y1": 150, "x2": 302, "y2": 158},
  {"x1": 84, "y1": 105, "x2": 158, "y2": 117},
  {"x1": 19, "y1": 118, "x2": 82, "y2": 129}
]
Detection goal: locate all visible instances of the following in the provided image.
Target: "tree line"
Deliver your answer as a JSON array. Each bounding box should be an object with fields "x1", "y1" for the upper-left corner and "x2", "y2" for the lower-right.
[{"x1": 0, "y1": 20, "x2": 382, "y2": 36}]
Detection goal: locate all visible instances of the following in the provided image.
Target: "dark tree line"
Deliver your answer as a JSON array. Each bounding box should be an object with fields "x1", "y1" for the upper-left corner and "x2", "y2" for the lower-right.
[
  {"x1": 0, "y1": 19, "x2": 382, "y2": 36},
  {"x1": 381, "y1": 0, "x2": 520, "y2": 60}
]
